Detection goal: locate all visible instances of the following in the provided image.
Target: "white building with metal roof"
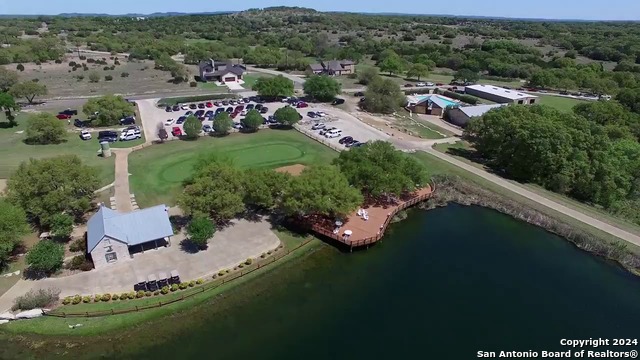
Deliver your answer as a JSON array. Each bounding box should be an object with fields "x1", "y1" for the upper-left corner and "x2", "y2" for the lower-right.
[
  {"x1": 465, "y1": 84, "x2": 538, "y2": 104},
  {"x1": 446, "y1": 104, "x2": 508, "y2": 127}
]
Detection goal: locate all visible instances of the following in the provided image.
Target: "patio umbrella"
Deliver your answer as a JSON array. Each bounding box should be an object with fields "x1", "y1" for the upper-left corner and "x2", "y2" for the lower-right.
[{"x1": 344, "y1": 230, "x2": 353, "y2": 236}]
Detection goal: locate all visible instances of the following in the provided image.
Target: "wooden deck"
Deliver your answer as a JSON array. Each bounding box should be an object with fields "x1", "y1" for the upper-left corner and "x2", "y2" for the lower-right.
[{"x1": 310, "y1": 186, "x2": 433, "y2": 248}]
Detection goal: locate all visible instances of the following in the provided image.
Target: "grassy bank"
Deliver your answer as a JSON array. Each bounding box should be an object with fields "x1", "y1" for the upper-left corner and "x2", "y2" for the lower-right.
[
  {"x1": 412, "y1": 150, "x2": 640, "y2": 255},
  {"x1": 1, "y1": 234, "x2": 323, "y2": 337},
  {"x1": 128, "y1": 130, "x2": 337, "y2": 207},
  {"x1": 536, "y1": 94, "x2": 588, "y2": 112},
  {"x1": 425, "y1": 175, "x2": 640, "y2": 274}
]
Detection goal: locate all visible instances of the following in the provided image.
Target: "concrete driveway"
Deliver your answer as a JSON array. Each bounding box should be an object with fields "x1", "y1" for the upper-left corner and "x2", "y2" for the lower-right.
[{"x1": 0, "y1": 219, "x2": 280, "y2": 306}]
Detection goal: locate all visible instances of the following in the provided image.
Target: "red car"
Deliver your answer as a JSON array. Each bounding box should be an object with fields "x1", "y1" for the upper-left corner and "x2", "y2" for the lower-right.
[
  {"x1": 296, "y1": 102, "x2": 308, "y2": 108},
  {"x1": 205, "y1": 102, "x2": 213, "y2": 108},
  {"x1": 230, "y1": 112, "x2": 239, "y2": 119},
  {"x1": 56, "y1": 113, "x2": 72, "y2": 120},
  {"x1": 171, "y1": 127, "x2": 182, "y2": 137},
  {"x1": 235, "y1": 105, "x2": 244, "y2": 111}
]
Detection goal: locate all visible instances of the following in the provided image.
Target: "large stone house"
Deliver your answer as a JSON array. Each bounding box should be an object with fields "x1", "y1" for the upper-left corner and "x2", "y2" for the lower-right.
[
  {"x1": 198, "y1": 59, "x2": 246, "y2": 83},
  {"x1": 87, "y1": 205, "x2": 174, "y2": 269}
]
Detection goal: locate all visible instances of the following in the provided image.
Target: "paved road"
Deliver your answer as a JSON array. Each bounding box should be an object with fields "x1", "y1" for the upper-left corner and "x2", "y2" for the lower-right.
[{"x1": 112, "y1": 148, "x2": 134, "y2": 212}]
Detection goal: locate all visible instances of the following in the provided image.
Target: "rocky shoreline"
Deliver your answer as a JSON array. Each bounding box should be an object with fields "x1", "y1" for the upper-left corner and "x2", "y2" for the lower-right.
[{"x1": 423, "y1": 175, "x2": 640, "y2": 276}]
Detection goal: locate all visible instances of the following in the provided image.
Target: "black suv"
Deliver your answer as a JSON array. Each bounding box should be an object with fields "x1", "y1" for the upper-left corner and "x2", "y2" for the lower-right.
[
  {"x1": 120, "y1": 116, "x2": 135, "y2": 125},
  {"x1": 59, "y1": 109, "x2": 78, "y2": 116},
  {"x1": 332, "y1": 98, "x2": 345, "y2": 105},
  {"x1": 98, "y1": 130, "x2": 118, "y2": 142}
]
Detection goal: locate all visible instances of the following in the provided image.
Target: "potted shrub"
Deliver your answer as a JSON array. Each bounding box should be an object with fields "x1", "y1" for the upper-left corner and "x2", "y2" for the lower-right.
[
  {"x1": 170, "y1": 284, "x2": 178, "y2": 292},
  {"x1": 82, "y1": 296, "x2": 91, "y2": 303},
  {"x1": 101, "y1": 294, "x2": 111, "y2": 302}
]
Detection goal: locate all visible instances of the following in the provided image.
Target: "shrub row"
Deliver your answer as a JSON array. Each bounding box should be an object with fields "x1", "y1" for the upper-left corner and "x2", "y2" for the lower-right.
[
  {"x1": 61, "y1": 280, "x2": 204, "y2": 305},
  {"x1": 439, "y1": 90, "x2": 479, "y2": 105}
]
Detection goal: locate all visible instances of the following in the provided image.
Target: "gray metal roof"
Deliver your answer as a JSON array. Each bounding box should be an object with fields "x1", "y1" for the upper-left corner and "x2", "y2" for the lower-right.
[
  {"x1": 458, "y1": 104, "x2": 507, "y2": 118},
  {"x1": 466, "y1": 84, "x2": 537, "y2": 100},
  {"x1": 309, "y1": 63, "x2": 324, "y2": 71},
  {"x1": 87, "y1": 205, "x2": 173, "y2": 252}
]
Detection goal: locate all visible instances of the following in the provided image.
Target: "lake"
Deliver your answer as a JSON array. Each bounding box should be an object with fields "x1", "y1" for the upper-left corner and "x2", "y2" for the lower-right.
[
  {"x1": 115, "y1": 205, "x2": 640, "y2": 359},
  {"x1": 5, "y1": 204, "x2": 640, "y2": 359}
]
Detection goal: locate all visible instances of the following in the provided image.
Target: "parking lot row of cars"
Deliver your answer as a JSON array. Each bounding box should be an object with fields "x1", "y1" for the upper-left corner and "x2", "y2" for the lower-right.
[
  {"x1": 81, "y1": 125, "x2": 142, "y2": 143},
  {"x1": 309, "y1": 122, "x2": 365, "y2": 148}
]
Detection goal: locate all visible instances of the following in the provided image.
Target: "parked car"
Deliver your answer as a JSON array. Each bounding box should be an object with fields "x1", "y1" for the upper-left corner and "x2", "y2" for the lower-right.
[
  {"x1": 332, "y1": 98, "x2": 345, "y2": 105},
  {"x1": 346, "y1": 140, "x2": 361, "y2": 148},
  {"x1": 165, "y1": 118, "x2": 175, "y2": 126},
  {"x1": 213, "y1": 101, "x2": 221, "y2": 107},
  {"x1": 74, "y1": 119, "x2": 89, "y2": 128},
  {"x1": 221, "y1": 100, "x2": 229, "y2": 106},
  {"x1": 359, "y1": 97, "x2": 366, "y2": 103},
  {"x1": 319, "y1": 127, "x2": 335, "y2": 136},
  {"x1": 197, "y1": 103, "x2": 205, "y2": 109},
  {"x1": 180, "y1": 104, "x2": 189, "y2": 110},
  {"x1": 255, "y1": 104, "x2": 263, "y2": 110},
  {"x1": 120, "y1": 130, "x2": 141, "y2": 141},
  {"x1": 56, "y1": 113, "x2": 72, "y2": 120},
  {"x1": 435, "y1": 83, "x2": 444, "y2": 86},
  {"x1": 79, "y1": 130, "x2": 92, "y2": 140},
  {"x1": 233, "y1": 122, "x2": 243, "y2": 129},
  {"x1": 59, "y1": 109, "x2": 78, "y2": 116},
  {"x1": 229, "y1": 100, "x2": 237, "y2": 105},
  {"x1": 354, "y1": 91, "x2": 364, "y2": 97},
  {"x1": 307, "y1": 111, "x2": 317, "y2": 118},
  {"x1": 425, "y1": 82, "x2": 435, "y2": 86},
  {"x1": 259, "y1": 107, "x2": 268, "y2": 114},
  {"x1": 185, "y1": 111, "x2": 193, "y2": 116},
  {"x1": 195, "y1": 110, "x2": 205, "y2": 117},
  {"x1": 246, "y1": 104, "x2": 255, "y2": 110},
  {"x1": 189, "y1": 103, "x2": 197, "y2": 109},
  {"x1": 312, "y1": 123, "x2": 325, "y2": 130},
  {"x1": 325, "y1": 128, "x2": 342, "y2": 138},
  {"x1": 205, "y1": 102, "x2": 213, "y2": 108},
  {"x1": 202, "y1": 124, "x2": 213, "y2": 133},
  {"x1": 98, "y1": 130, "x2": 118, "y2": 142},
  {"x1": 176, "y1": 116, "x2": 187, "y2": 124},
  {"x1": 205, "y1": 110, "x2": 214, "y2": 118},
  {"x1": 235, "y1": 105, "x2": 244, "y2": 112},
  {"x1": 296, "y1": 102, "x2": 308, "y2": 108},
  {"x1": 242, "y1": 97, "x2": 250, "y2": 103},
  {"x1": 215, "y1": 107, "x2": 225, "y2": 114},
  {"x1": 416, "y1": 82, "x2": 426, "y2": 87},
  {"x1": 404, "y1": 84, "x2": 413, "y2": 88},
  {"x1": 240, "y1": 110, "x2": 248, "y2": 116},
  {"x1": 316, "y1": 111, "x2": 327, "y2": 117},
  {"x1": 172, "y1": 105, "x2": 180, "y2": 111},
  {"x1": 165, "y1": 106, "x2": 172, "y2": 112},
  {"x1": 171, "y1": 127, "x2": 182, "y2": 137},
  {"x1": 339, "y1": 136, "x2": 354, "y2": 145},
  {"x1": 119, "y1": 116, "x2": 135, "y2": 125},
  {"x1": 226, "y1": 107, "x2": 234, "y2": 113},
  {"x1": 230, "y1": 112, "x2": 238, "y2": 119}
]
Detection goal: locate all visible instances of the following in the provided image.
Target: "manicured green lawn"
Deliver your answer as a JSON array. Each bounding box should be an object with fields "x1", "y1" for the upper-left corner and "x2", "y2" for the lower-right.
[
  {"x1": 242, "y1": 73, "x2": 273, "y2": 89},
  {"x1": 536, "y1": 94, "x2": 588, "y2": 112},
  {"x1": 128, "y1": 130, "x2": 338, "y2": 207},
  {"x1": 0, "y1": 113, "x2": 115, "y2": 186},
  {"x1": 197, "y1": 82, "x2": 225, "y2": 90}
]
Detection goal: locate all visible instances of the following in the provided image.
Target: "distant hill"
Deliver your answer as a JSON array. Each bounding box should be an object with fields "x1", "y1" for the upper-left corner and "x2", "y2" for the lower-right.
[{"x1": 0, "y1": 11, "x2": 233, "y2": 18}]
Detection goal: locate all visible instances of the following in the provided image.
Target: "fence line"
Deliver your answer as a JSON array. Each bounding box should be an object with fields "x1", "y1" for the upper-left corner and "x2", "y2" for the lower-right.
[{"x1": 46, "y1": 239, "x2": 313, "y2": 318}]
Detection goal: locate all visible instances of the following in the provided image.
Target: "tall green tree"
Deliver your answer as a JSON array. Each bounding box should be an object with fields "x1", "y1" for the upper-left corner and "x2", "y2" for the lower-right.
[
  {"x1": 406, "y1": 63, "x2": 430, "y2": 81},
  {"x1": 0, "y1": 92, "x2": 19, "y2": 127},
  {"x1": 252, "y1": 75, "x2": 294, "y2": 98},
  {"x1": 9, "y1": 81, "x2": 48, "y2": 104},
  {"x1": 25, "y1": 112, "x2": 66, "y2": 144},
  {"x1": 280, "y1": 165, "x2": 363, "y2": 218},
  {"x1": 333, "y1": 141, "x2": 429, "y2": 199},
  {"x1": 178, "y1": 161, "x2": 246, "y2": 222},
  {"x1": 6, "y1": 155, "x2": 99, "y2": 227},
  {"x1": 616, "y1": 88, "x2": 640, "y2": 114},
  {"x1": 182, "y1": 115, "x2": 201, "y2": 139},
  {"x1": 243, "y1": 169, "x2": 292, "y2": 210},
  {"x1": 83, "y1": 95, "x2": 134, "y2": 126},
  {"x1": 186, "y1": 215, "x2": 215, "y2": 250},
  {"x1": 453, "y1": 68, "x2": 480, "y2": 84},
  {"x1": 0, "y1": 66, "x2": 19, "y2": 92},
  {"x1": 357, "y1": 67, "x2": 379, "y2": 85},
  {"x1": 303, "y1": 75, "x2": 342, "y2": 102},
  {"x1": 212, "y1": 111, "x2": 233, "y2": 135},
  {"x1": 0, "y1": 200, "x2": 29, "y2": 268},
  {"x1": 378, "y1": 52, "x2": 405, "y2": 76},
  {"x1": 49, "y1": 213, "x2": 73, "y2": 240},
  {"x1": 26, "y1": 240, "x2": 64, "y2": 275},
  {"x1": 241, "y1": 109, "x2": 263, "y2": 132},
  {"x1": 273, "y1": 106, "x2": 300, "y2": 127},
  {"x1": 362, "y1": 77, "x2": 406, "y2": 114}
]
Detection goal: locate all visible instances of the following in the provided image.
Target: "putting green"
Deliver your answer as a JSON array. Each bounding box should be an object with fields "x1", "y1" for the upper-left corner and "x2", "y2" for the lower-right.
[{"x1": 128, "y1": 131, "x2": 337, "y2": 207}]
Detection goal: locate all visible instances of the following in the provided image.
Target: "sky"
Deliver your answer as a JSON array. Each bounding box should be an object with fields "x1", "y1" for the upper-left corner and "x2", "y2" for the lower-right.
[{"x1": 1, "y1": 0, "x2": 639, "y2": 21}]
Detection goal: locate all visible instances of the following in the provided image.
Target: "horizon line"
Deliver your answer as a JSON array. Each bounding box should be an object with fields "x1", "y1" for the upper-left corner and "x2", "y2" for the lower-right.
[{"x1": 0, "y1": 9, "x2": 639, "y2": 22}]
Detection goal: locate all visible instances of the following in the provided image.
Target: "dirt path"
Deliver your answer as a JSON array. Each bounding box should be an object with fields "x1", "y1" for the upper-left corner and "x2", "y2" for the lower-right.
[{"x1": 112, "y1": 148, "x2": 134, "y2": 212}]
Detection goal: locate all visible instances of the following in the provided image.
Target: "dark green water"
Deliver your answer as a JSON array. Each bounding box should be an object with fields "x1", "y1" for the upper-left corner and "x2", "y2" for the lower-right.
[{"x1": 115, "y1": 205, "x2": 640, "y2": 359}]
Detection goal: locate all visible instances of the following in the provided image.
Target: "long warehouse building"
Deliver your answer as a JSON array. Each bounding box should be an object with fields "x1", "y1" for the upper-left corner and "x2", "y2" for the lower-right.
[{"x1": 465, "y1": 84, "x2": 538, "y2": 105}]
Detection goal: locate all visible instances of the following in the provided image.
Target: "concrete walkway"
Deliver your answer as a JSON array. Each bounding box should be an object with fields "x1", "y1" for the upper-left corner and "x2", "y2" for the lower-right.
[
  {"x1": 0, "y1": 219, "x2": 280, "y2": 311},
  {"x1": 112, "y1": 148, "x2": 134, "y2": 212}
]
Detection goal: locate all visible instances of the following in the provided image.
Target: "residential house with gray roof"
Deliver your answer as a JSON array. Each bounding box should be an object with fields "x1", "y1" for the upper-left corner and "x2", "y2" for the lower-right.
[
  {"x1": 306, "y1": 59, "x2": 355, "y2": 76},
  {"x1": 87, "y1": 205, "x2": 174, "y2": 269},
  {"x1": 198, "y1": 59, "x2": 246, "y2": 83}
]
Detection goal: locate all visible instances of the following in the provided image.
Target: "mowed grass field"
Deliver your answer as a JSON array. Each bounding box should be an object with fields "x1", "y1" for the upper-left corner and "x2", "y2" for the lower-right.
[
  {"x1": 536, "y1": 94, "x2": 589, "y2": 112},
  {"x1": 0, "y1": 113, "x2": 115, "y2": 185},
  {"x1": 128, "y1": 130, "x2": 338, "y2": 207},
  {"x1": 241, "y1": 73, "x2": 274, "y2": 89}
]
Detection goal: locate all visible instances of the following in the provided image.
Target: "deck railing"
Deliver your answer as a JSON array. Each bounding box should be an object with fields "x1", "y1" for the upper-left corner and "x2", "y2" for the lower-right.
[{"x1": 310, "y1": 191, "x2": 433, "y2": 248}]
